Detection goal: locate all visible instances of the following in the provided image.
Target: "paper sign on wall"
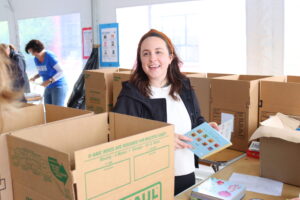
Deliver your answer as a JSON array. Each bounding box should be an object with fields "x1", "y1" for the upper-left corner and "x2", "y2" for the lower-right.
[
  {"x1": 82, "y1": 27, "x2": 93, "y2": 59},
  {"x1": 99, "y1": 23, "x2": 119, "y2": 67}
]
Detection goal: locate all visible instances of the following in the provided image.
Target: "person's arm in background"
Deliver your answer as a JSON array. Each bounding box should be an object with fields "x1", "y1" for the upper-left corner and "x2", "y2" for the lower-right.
[
  {"x1": 51, "y1": 62, "x2": 64, "y2": 81},
  {"x1": 30, "y1": 74, "x2": 40, "y2": 82}
]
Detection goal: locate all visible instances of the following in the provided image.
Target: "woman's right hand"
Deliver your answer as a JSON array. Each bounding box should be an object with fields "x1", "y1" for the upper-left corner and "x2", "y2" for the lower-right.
[
  {"x1": 174, "y1": 133, "x2": 193, "y2": 150},
  {"x1": 29, "y1": 77, "x2": 36, "y2": 82}
]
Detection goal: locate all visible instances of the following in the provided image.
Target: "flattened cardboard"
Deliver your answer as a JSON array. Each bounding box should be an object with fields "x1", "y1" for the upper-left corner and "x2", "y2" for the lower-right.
[
  {"x1": 259, "y1": 76, "x2": 300, "y2": 121},
  {"x1": 210, "y1": 75, "x2": 284, "y2": 152},
  {"x1": 7, "y1": 112, "x2": 174, "y2": 200},
  {"x1": 85, "y1": 68, "x2": 119, "y2": 113},
  {"x1": 0, "y1": 104, "x2": 93, "y2": 200},
  {"x1": 113, "y1": 71, "x2": 132, "y2": 106}
]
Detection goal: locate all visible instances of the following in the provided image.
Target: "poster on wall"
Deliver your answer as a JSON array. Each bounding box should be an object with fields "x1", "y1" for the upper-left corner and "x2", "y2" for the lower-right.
[
  {"x1": 99, "y1": 23, "x2": 119, "y2": 67},
  {"x1": 82, "y1": 27, "x2": 93, "y2": 59}
]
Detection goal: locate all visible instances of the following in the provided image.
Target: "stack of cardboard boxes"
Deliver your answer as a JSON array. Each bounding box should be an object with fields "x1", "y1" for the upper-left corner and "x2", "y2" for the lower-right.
[
  {"x1": 85, "y1": 68, "x2": 132, "y2": 113},
  {"x1": 85, "y1": 68, "x2": 119, "y2": 113}
]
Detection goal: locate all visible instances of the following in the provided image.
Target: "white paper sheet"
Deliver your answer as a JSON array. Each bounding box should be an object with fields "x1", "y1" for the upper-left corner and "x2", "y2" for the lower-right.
[
  {"x1": 229, "y1": 173, "x2": 283, "y2": 196},
  {"x1": 219, "y1": 113, "x2": 234, "y2": 141}
]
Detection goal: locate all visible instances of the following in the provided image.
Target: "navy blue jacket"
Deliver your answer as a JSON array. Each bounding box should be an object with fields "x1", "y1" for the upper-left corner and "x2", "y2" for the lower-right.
[
  {"x1": 113, "y1": 78, "x2": 206, "y2": 167},
  {"x1": 10, "y1": 50, "x2": 30, "y2": 93}
]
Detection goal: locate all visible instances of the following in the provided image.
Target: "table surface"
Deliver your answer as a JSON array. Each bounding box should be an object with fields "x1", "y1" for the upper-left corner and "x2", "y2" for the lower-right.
[
  {"x1": 204, "y1": 148, "x2": 244, "y2": 162},
  {"x1": 176, "y1": 156, "x2": 300, "y2": 200}
]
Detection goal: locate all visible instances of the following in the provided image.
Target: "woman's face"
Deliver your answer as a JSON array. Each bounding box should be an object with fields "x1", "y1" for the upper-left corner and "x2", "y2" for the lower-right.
[
  {"x1": 140, "y1": 36, "x2": 173, "y2": 86},
  {"x1": 28, "y1": 49, "x2": 43, "y2": 59}
]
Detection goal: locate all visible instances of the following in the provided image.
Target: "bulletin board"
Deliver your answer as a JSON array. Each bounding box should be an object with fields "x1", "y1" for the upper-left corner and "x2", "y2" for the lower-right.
[{"x1": 99, "y1": 23, "x2": 119, "y2": 67}]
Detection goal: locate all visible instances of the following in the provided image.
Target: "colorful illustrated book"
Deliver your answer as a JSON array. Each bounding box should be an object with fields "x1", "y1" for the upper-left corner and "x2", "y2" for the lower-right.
[
  {"x1": 190, "y1": 177, "x2": 246, "y2": 200},
  {"x1": 184, "y1": 122, "x2": 232, "y2": 159}
]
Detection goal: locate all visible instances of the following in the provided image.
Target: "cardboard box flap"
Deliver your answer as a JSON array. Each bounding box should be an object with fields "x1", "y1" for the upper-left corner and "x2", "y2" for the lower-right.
[
  {"x1": 7, "y1": 135, "x2": 74, "y2": 200},
  {"x1": 72, "y1": 123, "x2": 174, "y2": 200},
  {"x1": 211, "y1": 79, "x2": 252, "y2": 108},
  {"x1": 45, "y1": 104, "x2": 92, "y2": 123},
  {"x1": 109, "y1": 112, "x2": 173, "y2": 140},
  {"x1": 238, "y1": 75, "x2": 271, "y2": 80},
  {"x1": 185, "y1": 73, "x2": 207, "y2": 78},
  {"x1": 250, "y1": 113, "x2": 300, "y2": 143},
  {"x1": 85, "y1": 71, "x2": 107, "y2": 89},
  {"x1": 0, "y1": 104, "x2": 45, "y2": 133},
  {"x1": 10, "y1": 114, "x2": 109, "y2": 167},
  {"x1": 287, "y1": 75, "x2": 300, "y2": 83},
  {"x1": 260, "y1": 80, "x2": 300, "y2": 110},
  {"x1": 207, "y1": 73, "x2": 234, "y2": 78}
]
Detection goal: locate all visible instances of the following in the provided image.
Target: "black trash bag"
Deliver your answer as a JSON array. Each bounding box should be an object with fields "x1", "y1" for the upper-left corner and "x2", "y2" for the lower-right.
[{"x1": 67, "y1": 47, "x2": 99, "y2": 109}]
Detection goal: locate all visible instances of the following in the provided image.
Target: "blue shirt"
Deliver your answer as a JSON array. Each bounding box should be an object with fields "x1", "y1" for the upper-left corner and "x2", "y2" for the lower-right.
[{"x1": 34, "y1": 51, "x2": 66, "y2": 88}]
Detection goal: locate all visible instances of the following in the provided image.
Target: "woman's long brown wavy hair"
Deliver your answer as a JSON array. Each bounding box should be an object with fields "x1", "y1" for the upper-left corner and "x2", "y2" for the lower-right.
[{"x1": 130, "y1": 29, "x2": 186, "y2": 100}]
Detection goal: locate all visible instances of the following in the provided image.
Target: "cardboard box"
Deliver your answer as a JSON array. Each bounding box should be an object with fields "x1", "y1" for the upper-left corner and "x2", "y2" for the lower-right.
[
  {"x1": 113, "y1": 71, "x2": 132, "y2": 106},
  {"x1": 7, "y1": 112, "x2": 174, "y2": 200},
  {"x1": 85, "y1": 68, "x2": 119, "y2": 113},
  {"x1": 0, "y1": 104, "x2": 93, "y2": 200},
  {"x1": 187, "y1": 73, "x2": 233, "y2": 121},
  {"x1": 210, "y1": 75, "x2": 285, "y2": 152},
  {"x1": 250, "y1": 113, "x2": 300, "y2": 186},
  {"x1": 259, "y1": 76, "x2": 300, "y2": 121}
]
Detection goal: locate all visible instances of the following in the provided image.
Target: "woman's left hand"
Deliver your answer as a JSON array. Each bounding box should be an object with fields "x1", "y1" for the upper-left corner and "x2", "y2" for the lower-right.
[{"x1": 209, "y1": 122, "x2": 220, "y2": 131}]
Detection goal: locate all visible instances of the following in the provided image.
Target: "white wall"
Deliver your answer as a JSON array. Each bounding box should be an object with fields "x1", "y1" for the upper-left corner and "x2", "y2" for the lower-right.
[
  {"x1": 94, "y1": 0, "x2": 284, "y2": 75},
  {"x1": 93, "y1": 0, "x2": 199, "y2": 44},
  {"x1": 246, "y1": 0, "x2": 284, "y2": 75},
  {"x1": 0, "y1": 0, "x2": 92, "y2": 48},
  {"x1": 0, "y1": 0, "x2": 285, "y2": 75}
]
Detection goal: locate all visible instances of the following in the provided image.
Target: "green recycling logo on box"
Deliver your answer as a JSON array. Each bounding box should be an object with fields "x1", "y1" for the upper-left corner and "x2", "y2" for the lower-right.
[
  {"x1": 120, "y1": 182, "x2": 161, "y2": 200},
  {"x1": 48, "y1": 157, "x2": 68, "y2": 185}
]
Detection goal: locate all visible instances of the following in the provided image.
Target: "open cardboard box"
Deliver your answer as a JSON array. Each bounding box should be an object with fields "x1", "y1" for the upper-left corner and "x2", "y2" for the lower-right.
[
  {"x1": 85, "y1": 68, "x2": 133, "y2": 113},
  {"x1": 0, "y1": 104, "x2": 93, "y2": 200},
  {"x1": 7, "y1": 112, "x2": 174, "y2": 200},
  {"x1": 85, "y1": 68, "x2": 119, "y2": 113},
  {"x1": 259, "y1": 76, "x2": 300, "y2": 121},
  {"x1": 209, "y1": 75, "x2": 285, "y2": 152},
  {"x1": 186, "y1": 73, "x2": 233, "y2": 121},
  {"x1": 250, "y1": 113, "x2": 300, "y2": 186}
]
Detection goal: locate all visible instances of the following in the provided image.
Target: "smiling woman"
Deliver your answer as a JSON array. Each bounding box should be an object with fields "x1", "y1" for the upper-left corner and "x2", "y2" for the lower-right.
[{"x1": 113, "y1": 29, "x2": 219, "y2": 196}]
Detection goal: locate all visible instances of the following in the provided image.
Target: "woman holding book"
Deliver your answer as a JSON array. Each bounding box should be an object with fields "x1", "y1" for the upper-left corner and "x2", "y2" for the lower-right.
[{"x1": 113, "y1": 29, "x2": 218, "y2": 195}]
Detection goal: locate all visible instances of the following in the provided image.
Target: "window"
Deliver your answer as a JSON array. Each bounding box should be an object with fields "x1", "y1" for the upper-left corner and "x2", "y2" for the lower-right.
[
  {"x1": 117, "y1": 0, "x2": 246, "y2": 73},
  {"x1": 117, "y1": 6, "x2": 149, "y2": 68},
  {"x1": 0, "y1": 21, "x2": 9, "y2": 43},
  {"x1": 18, "y1": 13, "x2": 82, "y2": 102},
  {"x1": 284, "y1": 0, "x2": 300, "y2": 75}
]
